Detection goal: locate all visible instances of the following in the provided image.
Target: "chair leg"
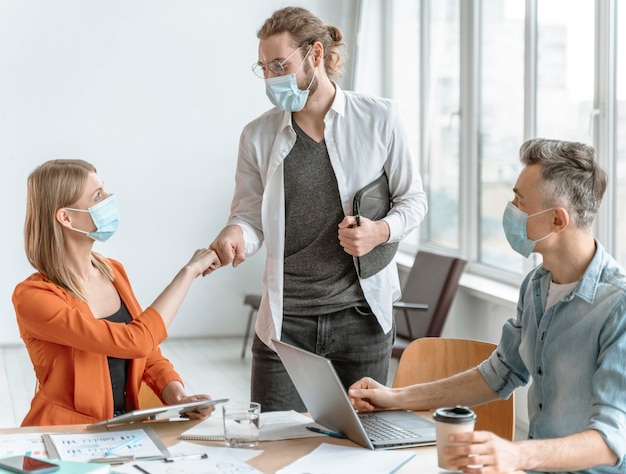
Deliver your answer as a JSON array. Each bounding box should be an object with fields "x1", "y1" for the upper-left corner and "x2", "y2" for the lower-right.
[
  {"x1": 403, "y1": 309, "x2": 413, "y2": 339},
  {"x1": 241, "y1": 308, "x2": 256, "y2": 359}
]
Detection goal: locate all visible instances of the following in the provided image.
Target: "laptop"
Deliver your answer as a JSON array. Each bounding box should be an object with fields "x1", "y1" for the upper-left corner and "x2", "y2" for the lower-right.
[{"x1": 272, "y1": 339, "x2": 436, "y2": 450}]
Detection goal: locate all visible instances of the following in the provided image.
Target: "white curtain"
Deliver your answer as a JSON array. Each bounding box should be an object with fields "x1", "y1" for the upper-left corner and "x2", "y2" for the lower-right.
[{"x1": 352, "y1": 0, "x2": 386, "y2": 95}]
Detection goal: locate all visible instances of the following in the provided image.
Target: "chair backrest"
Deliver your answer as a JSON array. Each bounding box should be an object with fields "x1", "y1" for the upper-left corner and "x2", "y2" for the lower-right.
[
  {"x1": 139, "y1": 382, "x2": 163, "y2": 409},
  {"x1": 396, "y1": 251, "x2": 467, "y2": 340},
  {"x1": 392, "y1": 337, "x2": 515, "y2": 440}
]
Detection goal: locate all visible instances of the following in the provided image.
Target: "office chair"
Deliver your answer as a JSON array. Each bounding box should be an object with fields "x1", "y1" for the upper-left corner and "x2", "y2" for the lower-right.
[
  {"x1": 392, "y1": 251, "x2": 467, "y2": 359},
  {"x1": 393, "y1": 337, "x2": 515, "y2": 440}
]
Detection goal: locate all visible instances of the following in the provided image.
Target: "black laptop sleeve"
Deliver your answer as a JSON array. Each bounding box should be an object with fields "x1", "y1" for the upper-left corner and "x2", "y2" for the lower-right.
[{"x1": 352, "y1": 173, "x2": 399, "y2": 279}]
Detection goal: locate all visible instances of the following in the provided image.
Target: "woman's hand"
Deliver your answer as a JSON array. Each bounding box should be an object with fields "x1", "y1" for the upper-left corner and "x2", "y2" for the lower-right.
[
  {"x1": 185, "y1": 248, "x2": 221, "y2": 277},
  {"x1": 176, "y1": 393, "x2": 215, "y2": 420},
  {"x1": 161, "y1": 381, "x2": 215, "y2": 420}
]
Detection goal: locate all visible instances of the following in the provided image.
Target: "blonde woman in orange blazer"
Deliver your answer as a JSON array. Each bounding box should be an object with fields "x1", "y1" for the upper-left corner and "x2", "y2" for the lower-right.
[{"x1": 13, "y1": 159, "x2": 220, "y2": 426}]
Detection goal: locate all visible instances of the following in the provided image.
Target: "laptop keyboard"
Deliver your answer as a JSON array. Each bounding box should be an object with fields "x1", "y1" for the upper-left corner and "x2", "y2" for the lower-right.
[{"x1": 359, "y1": 413, "x2": 421, "y2": 441}]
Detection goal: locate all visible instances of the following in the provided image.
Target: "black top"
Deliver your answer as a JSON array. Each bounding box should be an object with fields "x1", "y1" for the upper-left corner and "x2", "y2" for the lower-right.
[{"x1": 104, "y1": 301, "x2": 132, "y2": 416}]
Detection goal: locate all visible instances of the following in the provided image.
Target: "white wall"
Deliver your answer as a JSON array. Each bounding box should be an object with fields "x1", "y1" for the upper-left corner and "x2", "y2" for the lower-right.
[{"x1": 0, "y1": 0, "x2": 358, "y2": 345}]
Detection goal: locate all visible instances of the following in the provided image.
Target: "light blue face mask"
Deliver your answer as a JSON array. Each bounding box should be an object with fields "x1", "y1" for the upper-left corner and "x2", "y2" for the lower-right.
[
  {"x1": 502, "y1": 201, "x2": 554, "y2": 258},
  {"x1": 264, "y1": 47, "x2": 315, "y2": 112},
  {"x1": 65, "y1": 194, "x2": 119, "y2": 242}
]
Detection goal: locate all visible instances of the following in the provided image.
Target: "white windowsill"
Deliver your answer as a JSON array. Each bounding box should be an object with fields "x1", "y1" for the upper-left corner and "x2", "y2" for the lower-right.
[{"x1": 458, "y1": 273, "x2": 518, "y2": 309}]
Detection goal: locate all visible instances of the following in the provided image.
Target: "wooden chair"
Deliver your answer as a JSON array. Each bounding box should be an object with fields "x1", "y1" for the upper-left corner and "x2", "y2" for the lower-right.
[
  {"x1": 138, "y1": 382, "x2": 163, "y2": 409},
  {"x1": 392, "y1": 251, "x2": 467, "y2": 358},
  {"x1": 393, "y1": 337, "x2": 515, "y2": 440}
]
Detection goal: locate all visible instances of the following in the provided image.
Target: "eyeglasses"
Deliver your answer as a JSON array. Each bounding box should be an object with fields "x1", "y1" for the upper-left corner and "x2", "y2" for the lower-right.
[{"x1": 252, "y1": 44, "x2": 312, "y2": 79}]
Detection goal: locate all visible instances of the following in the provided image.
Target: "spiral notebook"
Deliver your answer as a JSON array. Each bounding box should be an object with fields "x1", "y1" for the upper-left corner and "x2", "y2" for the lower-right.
[
  {"x1": 180, "y1": 416, "x2": 223, "y2": 441},
  {"x1": 180, "y1": 410, "x2": 327, "y2": 442}
]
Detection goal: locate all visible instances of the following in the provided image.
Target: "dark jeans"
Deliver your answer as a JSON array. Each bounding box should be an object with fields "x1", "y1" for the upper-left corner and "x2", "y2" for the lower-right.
[{"x1": 251, "y1": 306, "x2": 394, "y2": 412}]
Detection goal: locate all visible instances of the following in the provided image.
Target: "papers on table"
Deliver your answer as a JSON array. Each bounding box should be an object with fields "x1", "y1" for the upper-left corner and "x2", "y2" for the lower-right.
[
  {"x1": 276, "y1": 443, "x2": 415, "y2": 474},
  {"x1": 180, "y1": 410, "x2": 327, "y2": 442},
  {"x1": 110, "y1": 442, "x2": 263, "y2": 474},
  {"x1": 259, "y1": 410, "x2": 328, "y2": 441},
  {"x1": 0, "y1": 433, "x2": 49, "y2": 457},
  {"x1": 0, "y1": 412, "x2": 421, "y2": 473},
  {"x1": 43, "y1": 427, "x2": 167, "y2": 462}
]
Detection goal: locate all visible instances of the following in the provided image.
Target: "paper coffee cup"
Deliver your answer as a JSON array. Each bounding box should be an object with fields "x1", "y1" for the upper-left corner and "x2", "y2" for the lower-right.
[{"x1": 433, "y1": 406, "x2": 477, "y2": 470}]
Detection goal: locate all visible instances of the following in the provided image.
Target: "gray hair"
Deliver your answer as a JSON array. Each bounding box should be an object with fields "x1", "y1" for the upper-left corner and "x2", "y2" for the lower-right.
[{"x1": 519, "y1": 138, "x2": 606, "y2": 229}]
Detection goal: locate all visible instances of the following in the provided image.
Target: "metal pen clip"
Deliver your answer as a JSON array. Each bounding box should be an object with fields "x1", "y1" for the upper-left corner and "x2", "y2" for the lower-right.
[
  {"x1": 164, "y1": 453, "x2": 209, "y2": 462},
  {"x1": 90, "y1": 455, "x2": 136, "y2": 464}
]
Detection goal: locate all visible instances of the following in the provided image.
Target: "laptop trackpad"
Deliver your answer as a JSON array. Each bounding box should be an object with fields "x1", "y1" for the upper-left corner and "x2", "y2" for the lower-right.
[{"x1": 374, "y1": 410, "x2": 433, "y2": 430}]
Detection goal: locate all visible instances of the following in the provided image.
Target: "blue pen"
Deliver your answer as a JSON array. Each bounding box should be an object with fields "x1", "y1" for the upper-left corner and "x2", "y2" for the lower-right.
[
  {"x1": 105, "y1": 435, "x2": 144, "y2": 456},
  {"x1": 306, "y1": 426, "x2": 347, "y2": 439}
]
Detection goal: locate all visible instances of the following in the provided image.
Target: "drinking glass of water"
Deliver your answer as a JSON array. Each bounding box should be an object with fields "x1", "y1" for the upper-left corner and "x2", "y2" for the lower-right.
[{"x1": 222, "y1": 401, "x2": 261, "y2": 448}]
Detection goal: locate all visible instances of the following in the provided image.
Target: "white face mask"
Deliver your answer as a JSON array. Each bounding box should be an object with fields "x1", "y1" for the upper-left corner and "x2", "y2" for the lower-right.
[{"x1": 264, "y1": 47, "x2": 315, "y2": 112}]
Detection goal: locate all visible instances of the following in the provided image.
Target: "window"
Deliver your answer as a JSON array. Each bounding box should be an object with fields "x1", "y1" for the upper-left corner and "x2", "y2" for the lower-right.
[
  {"x1": 616, "y1": 2, "x2": 626, "y2": 264},
  {"x1": 536, "y1": 0, "x2": 595, "y2": 142},
  {"x1": 386, "y1": 1, "x2": 463, "y2": 253},
  {"x1": 478, "y1": 0, "x2": 525, "y2": 274},
  {"x1": 422, "y1": 0, "x2": 461, "y2": 250},
  {"x1": 379, "y1": 0, "x2": 624, "y2": 280},
  {"x1": 388, "y1": 1, "x2": 422, "y2": 252}
]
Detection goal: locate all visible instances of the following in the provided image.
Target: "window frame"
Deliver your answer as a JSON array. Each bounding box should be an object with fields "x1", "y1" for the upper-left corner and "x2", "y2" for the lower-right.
[{"x1": 380, "y1": 0, "x2": 621, "y2": 287}]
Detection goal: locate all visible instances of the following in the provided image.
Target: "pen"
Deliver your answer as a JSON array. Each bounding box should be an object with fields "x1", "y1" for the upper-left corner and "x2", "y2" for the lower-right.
[
  {"x1": 91, "y1": 455, "x2": 135, "y2": 464},
  {"x1": 105, "y1": 435, "x2": 144, "y2": 456},
  {"x1": 133, "y1": 465, "x2": 152, "y2": 474},
  {"x1": 164, "y1": 453, "x2": 209, "y2": 462},
  {"x1": 306, "y1": 426, "x2": 347, "y2": 439}
]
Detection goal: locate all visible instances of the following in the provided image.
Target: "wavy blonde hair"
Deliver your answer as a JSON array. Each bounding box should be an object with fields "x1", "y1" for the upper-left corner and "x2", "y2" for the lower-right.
[
  {"x1": 257, "y1": 6, "x2": 346, "y2": 78},
  {"x1": 24, "y1": 159, "x2": 113, "y2": 300}
]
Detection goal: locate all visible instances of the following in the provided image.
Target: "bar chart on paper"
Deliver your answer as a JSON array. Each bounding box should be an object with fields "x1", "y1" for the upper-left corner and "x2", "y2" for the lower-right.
[
  {"x1": 43, "y1": 428, "x2": 167, "y2": 462},
  {"x1": 0, "y1": 434, "x2": 48, "y2": 457}
]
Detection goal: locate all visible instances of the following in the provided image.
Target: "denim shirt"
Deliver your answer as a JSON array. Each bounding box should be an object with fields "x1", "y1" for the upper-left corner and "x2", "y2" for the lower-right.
[{"x1": 479, "y1": 241, "x2": 626, "y2": 474}]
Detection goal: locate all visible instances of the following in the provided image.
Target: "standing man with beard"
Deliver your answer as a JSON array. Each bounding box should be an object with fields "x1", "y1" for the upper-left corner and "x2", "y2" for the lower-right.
[{"x1": 209, "y1": 6, "x2": 427, "y2": 412}]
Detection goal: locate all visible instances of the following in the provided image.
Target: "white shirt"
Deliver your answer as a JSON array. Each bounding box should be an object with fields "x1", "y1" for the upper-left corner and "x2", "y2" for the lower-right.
[
  {"x1": 227, "y1": 84, "x2": 428, "y2": 347},
  {"x1": 545, "y1": 280, "x2": 578, "y2": 310}
]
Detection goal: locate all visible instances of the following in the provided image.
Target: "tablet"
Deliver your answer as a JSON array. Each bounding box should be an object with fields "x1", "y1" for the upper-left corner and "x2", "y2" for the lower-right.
[
  {"x1": 0, "y1": 456, "x2": 59, "y2": 474},
  {"x1": 87, "y1": 398, "x2": 229, "y2": 429}
]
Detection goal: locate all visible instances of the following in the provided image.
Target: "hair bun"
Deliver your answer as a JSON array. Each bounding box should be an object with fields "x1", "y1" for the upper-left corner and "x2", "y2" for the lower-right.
[{"x1": 328, "y1": 25, "x2": 343, "y2": 43}]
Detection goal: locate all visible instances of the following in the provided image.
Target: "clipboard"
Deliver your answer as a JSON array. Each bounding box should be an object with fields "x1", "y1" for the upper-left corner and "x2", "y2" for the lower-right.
[
  {"x1": 86, "y1": 398, "x2": 228, "y2": 429},
  {"x1": 43, "y1": 426, "x2": 169, "y2": 462},
  {"x1": 352, "y1": 172, "x2": 399, "y2": 279}
]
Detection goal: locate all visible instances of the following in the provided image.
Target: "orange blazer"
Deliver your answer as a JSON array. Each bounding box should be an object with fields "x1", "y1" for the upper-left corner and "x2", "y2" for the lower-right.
[{"x1": 12, "y1": 259, "x2": 183, "y2": 426}]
